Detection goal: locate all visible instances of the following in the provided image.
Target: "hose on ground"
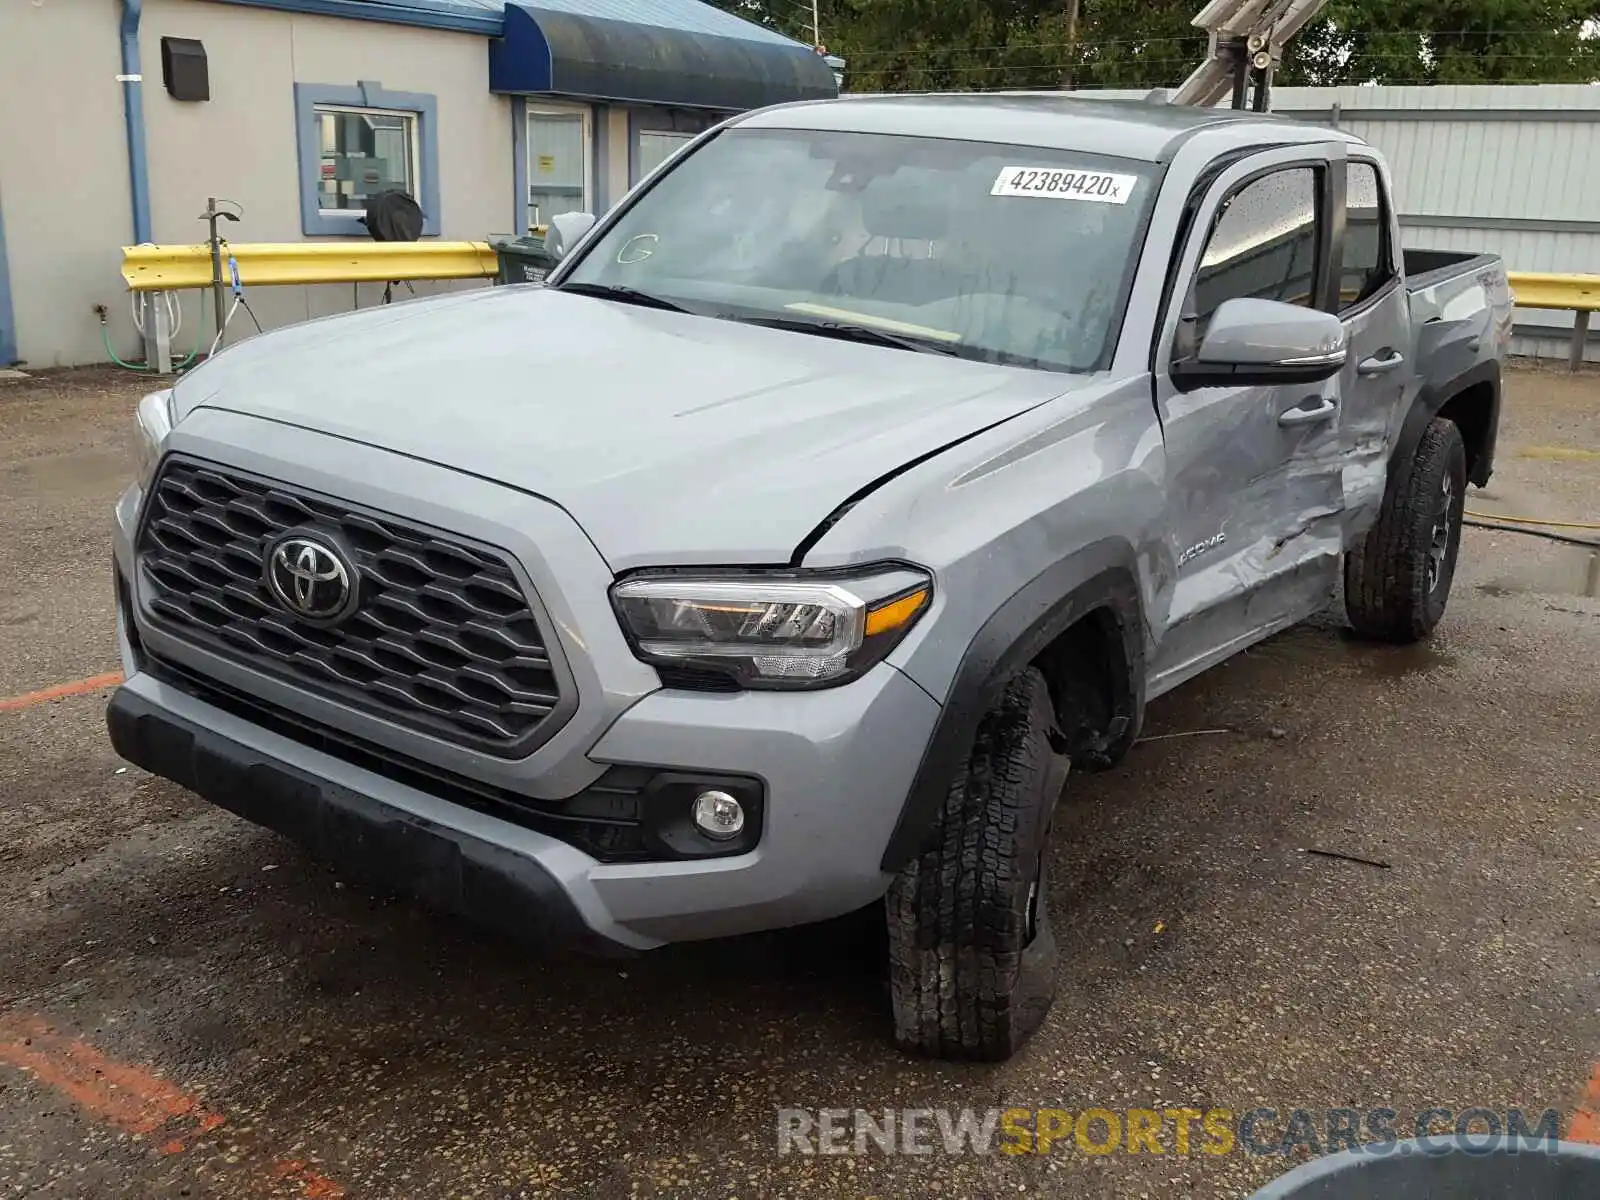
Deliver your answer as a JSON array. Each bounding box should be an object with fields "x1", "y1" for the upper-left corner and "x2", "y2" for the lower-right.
[
  {"x1": 1463, "y1": 510, "x2": 1600, "y2": 532},
  {"x1": 1463, "y1": 518, "x2": 1600, "y2": 550}
]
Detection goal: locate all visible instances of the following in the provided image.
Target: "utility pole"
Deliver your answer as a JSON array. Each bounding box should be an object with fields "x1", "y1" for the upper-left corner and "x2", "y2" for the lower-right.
[
  {"x1": 1062, "y1": 0, "x2": 1081, "y2": 89},
  {"x1": 811, "y1": 0, "x2": 820, "y2": 50}
]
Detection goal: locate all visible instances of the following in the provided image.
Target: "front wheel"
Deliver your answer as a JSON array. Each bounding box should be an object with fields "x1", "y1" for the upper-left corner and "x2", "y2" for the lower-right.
[
  {"x1": 885, "y1": 667, "x2": 1068, "y2": 1061},
  {"x1": 1345, "y1": 417, "x2": 1467, "y2": 643}
]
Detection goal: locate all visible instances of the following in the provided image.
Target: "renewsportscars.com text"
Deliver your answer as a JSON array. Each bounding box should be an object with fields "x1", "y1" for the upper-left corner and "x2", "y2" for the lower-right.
[{"x1": 776, "y1": 1105, "x2": 1562, "y2": 1157}]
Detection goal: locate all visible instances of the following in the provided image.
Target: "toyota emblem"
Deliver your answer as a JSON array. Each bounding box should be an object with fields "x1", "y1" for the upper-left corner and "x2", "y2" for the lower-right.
[{"x1": 264, "y1": 534, "x2": 358, "y2": 622}]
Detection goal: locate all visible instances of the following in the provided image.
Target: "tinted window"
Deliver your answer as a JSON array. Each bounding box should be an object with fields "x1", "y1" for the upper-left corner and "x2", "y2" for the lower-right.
[
  {"x1": 1340, "y1": 162, "x2": 1393, "y2": 308},
  {"x1": 1192, "y1": 167, "x2": 1319, "y2": 332}
]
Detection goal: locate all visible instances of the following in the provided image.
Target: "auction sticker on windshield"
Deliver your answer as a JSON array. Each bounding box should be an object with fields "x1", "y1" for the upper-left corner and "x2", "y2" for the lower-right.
[{"x1": 991, "y1": 167, "x2": 1138, "y2": 204}]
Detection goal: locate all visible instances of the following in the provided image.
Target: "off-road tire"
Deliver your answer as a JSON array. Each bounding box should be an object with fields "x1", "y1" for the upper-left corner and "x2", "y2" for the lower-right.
[
  {"x1": 1345, "y1": 417, "x2": 1467, "y2": 643},
  {"x1": 886, "y1": 667, "x2": 1068, "y2": 1062}
]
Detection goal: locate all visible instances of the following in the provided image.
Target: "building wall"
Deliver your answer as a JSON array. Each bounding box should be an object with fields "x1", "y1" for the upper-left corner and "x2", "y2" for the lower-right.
[
  {"x1": 604, "y1": 106, "x2": 631, "y2": 209},
  {"x1": 0, "y1": 0, "x2": 135, "y2": 369},
  {"x1": 0, "y1": 0, "x2": 514, "y2": 368},
  {"x1": 1269, "y1": 85, "x2": 1600, "y2": 364}
]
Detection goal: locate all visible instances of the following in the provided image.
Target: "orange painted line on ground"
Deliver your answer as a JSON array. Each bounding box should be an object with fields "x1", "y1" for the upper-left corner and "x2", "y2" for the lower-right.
[
  {"x1": 0, "y1": 671, "x2": 124, "y2": 713},
  {"x1": 1571, "y1": 1062, "x2": 1600, "y2": 1144},
  {"x1": 0, "y1": 1012, "x2": 345, "y2": 1195},
  {"x1": 0, "y1": 1013, "x2": 222, "y2": 1139},
  {"x1": 272, "y1": 1160, "x2": 348, "y2": 1199}
]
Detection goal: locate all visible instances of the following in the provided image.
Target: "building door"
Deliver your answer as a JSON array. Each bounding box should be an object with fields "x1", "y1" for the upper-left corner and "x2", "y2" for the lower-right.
[{"x1": 526, "y1": 107, "x2": 590, "y2": 229}]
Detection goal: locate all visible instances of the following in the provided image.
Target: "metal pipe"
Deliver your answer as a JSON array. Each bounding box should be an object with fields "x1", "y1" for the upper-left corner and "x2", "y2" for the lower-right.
[
  {"x1": 205, "y1": 200, "x2": 227, "y2": 345},
  {"x1": 1251, "y1": 64, "x2": 1273, "y2": 112},
  {"x1": 119, "y1": 0, "x2": 152, "y2": 244}
]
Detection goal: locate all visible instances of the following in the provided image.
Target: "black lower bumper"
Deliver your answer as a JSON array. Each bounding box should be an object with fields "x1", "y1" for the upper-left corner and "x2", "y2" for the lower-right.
[{"x1": 106, "y1": 687, "x2": 631, "y2": 956}]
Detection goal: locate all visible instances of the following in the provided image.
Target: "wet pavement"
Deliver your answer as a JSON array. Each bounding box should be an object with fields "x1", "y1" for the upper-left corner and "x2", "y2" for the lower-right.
[{"x1": 0, "y1": 365, "x2": 1596, "y2": 1198}]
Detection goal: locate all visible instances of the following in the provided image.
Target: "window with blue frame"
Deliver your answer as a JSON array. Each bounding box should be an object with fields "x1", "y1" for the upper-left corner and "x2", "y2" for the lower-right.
[{"x1": 294, "y1": 81, "x2": 440, "y2": 237}]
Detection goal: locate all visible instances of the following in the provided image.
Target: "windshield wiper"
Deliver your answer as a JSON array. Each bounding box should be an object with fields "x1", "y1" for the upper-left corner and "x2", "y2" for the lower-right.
[
  {"x1": 727, "y1": 314, "x2": 961, "y2": 357},
  {"x1": 555, "y1": 281, "x2": 693, "y2": 313}
]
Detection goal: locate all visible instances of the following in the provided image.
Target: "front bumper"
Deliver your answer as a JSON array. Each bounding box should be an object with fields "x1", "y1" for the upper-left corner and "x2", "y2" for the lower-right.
[
  {"x1": 107, "y1": 686, "x2": 624, "y2": 954},
  {"x1": 113, "y1": 411, "x2": 943, "y2": 949}
]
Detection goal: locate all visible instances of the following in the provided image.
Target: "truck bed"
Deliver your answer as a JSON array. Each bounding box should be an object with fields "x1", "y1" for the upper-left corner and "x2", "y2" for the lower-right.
[
  {"x1": 1403, "y1": 249, "x2": 1503, "y2": 296},
  {"x1": 1402, "y1": 248, "x2": 1511, "y2": 330}
]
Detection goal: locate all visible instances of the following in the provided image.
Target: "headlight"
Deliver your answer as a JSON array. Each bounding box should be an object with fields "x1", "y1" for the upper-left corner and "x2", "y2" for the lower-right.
[
  {"x1": 611, "y1": 566, "x2": 932, "y2": 689},
  {"x1": 132, "y1": 389, "x2": 175, "y2": 487}
]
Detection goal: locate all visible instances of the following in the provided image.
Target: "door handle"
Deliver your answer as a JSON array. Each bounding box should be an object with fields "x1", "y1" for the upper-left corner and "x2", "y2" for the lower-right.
[
  {"x1": 1357, "y1": 351, "x2": 1405, "y2": 376},
  {"x1": 1278, "y1": 396, "x2": 1338, "y2": 427}
]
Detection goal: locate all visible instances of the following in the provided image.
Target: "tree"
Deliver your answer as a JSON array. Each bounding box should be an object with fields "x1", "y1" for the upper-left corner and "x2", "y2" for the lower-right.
[
  {"x1": 1285, "y1": 2, "x2": 1600, "y2": 85},
  {"x1": 706, "y1": 0, "x2": 1599, "y2": 90}
]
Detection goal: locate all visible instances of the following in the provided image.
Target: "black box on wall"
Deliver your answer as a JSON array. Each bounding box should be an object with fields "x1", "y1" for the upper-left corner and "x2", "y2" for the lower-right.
[{"x1": 161, "y1": 37, "x2": 209, "y2": 102}]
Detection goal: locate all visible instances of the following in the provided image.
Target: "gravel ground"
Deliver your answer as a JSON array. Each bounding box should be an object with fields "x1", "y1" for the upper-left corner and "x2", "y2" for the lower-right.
[{"x1": 0, "y1": 362, "x2": 1595, "y2": 1199}]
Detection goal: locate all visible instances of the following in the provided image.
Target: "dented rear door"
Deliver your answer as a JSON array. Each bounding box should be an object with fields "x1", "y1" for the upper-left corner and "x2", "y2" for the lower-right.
[{"x1": 1333, "y1": 154, "x2": 1414, "y2": 536}]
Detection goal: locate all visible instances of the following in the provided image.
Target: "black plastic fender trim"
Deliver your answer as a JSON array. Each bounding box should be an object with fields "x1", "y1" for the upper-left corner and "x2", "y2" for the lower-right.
[
  {"x1": 1395, "y1": 359, "x2": 1501, "y2": 488},
  {"x1": 878, "y1": 539, "x2": 1147, "y2": 875}
]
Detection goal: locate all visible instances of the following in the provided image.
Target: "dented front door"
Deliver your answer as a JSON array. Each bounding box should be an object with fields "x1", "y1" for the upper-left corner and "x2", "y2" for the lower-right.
[{"x1": 1149, "y1": 144, "x2": 1348, "y2": 695}]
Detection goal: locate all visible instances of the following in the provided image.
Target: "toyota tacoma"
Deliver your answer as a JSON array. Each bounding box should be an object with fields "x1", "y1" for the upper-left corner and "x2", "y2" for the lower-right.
[{"x1": 109, "y1": 94, "x2": 1511, "y2": 1061}]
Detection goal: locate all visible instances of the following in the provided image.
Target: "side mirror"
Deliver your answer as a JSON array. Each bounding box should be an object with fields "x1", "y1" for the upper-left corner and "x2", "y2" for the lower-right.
[
  {"x1": 1172, "y1": 297, "x2": 1347, "y2": 390},
  {"x1": 545, "y1": 211, "x2": 596, "y2": 262}
]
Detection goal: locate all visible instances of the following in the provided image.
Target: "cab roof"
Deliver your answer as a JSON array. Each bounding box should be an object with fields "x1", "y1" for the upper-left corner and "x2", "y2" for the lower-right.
[{"x1": 733, "y1": 92, "x2": 1364, "y2": 163}]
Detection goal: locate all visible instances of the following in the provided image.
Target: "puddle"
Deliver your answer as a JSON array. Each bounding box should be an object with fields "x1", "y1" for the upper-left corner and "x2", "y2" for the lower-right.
[
  {"x1": 1347, "y1": 638, "x2": 1458, "y2": 680},
  {"x1": 1475, "y1": 543, "x2": 1600, "y2": 599}
]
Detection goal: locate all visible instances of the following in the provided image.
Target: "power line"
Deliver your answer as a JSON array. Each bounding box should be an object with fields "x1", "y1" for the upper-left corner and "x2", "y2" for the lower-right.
[
  {"x1": 846, "y1": 50, "x2": 1586, "y2": 81},
  {"x1": 839, "y1": 29, "x2": 1589, "y2": 62}
]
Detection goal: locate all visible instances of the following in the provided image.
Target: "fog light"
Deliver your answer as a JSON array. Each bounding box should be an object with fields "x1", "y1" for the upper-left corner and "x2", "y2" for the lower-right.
[{"x1": 691, "y1": 790, "x2": 745, "y2": 840}]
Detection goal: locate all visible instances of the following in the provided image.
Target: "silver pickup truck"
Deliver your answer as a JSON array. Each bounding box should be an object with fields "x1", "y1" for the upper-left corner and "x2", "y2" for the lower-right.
[{"x1": 108, "y1": 94, "x2": 1511, "y2": 1062}]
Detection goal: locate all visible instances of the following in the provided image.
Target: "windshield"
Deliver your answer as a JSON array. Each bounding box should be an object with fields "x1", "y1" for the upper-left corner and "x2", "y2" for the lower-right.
[{"x1": 559, "y1": 127, "x2": 1159, "y2": 373}]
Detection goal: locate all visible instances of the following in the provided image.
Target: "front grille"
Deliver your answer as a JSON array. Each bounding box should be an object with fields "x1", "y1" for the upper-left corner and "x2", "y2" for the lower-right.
[{"x1": 136, "y1": 457, "x2": 566, "y2": 757}]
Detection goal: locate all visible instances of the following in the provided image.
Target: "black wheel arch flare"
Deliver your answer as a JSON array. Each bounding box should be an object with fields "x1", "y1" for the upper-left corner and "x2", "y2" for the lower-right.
[{"x1": 879, "y1": 539, "x2": 1147, "y2": 874}]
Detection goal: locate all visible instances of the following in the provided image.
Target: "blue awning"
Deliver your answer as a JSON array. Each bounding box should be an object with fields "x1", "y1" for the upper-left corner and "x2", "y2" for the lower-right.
[{"x1": 489, "y1": 0, "x2": 837, "y2": 110}]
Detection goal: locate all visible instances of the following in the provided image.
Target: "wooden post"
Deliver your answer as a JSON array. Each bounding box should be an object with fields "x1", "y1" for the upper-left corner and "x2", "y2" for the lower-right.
[
  {"x1": 1061, "y1": 0, "x2": 1081, "y2": 89},
  {"x1": 1571, "y1": 309, "x2": 1590, "y2": 372}
]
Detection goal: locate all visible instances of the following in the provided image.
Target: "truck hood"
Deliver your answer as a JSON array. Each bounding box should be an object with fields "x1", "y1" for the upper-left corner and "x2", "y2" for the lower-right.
[{"x1": 176, "y1": 287, "x2": 1076, "y2": 569}]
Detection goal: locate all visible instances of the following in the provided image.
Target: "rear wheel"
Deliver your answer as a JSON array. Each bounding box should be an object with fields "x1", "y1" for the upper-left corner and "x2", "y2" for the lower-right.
[
  {"x1": 885, "y1": 667, "x2": 1068, "y2": 1061},
  {"x1": 1345, "y1": 417, "x2": 1467, "y2": 643}
]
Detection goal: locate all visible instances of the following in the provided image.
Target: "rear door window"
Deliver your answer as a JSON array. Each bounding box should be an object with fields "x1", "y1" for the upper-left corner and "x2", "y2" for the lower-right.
[{"x1": 1339, "y1": 162, "x2": 1395, "y2": 309}]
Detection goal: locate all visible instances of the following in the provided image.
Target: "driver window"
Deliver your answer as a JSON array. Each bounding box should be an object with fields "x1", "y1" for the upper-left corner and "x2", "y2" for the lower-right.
[{"x1": 1190, "y1": 167, "x2": 1320, "y2": 339}]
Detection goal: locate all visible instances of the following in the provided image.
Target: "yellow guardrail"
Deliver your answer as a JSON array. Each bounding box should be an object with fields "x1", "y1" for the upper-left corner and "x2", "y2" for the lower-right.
[
  {"x1": 1506, "y1": 272, "x2": 1598, "y2": 370},
  {"x1": 121, "y1": 241, "x2": 500, "y2": 291},
  {"x1": 1507, "y1": 272, "x2": 1600, "y2": 313},
  {"x1": 118, "y1": 250, "x2": 1599, "y2": 367}
]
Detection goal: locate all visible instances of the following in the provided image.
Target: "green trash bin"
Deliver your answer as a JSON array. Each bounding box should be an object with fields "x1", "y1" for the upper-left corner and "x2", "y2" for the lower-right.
[{"x1": 488, "y1": 233, "x2": 557, "y2": 286}]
